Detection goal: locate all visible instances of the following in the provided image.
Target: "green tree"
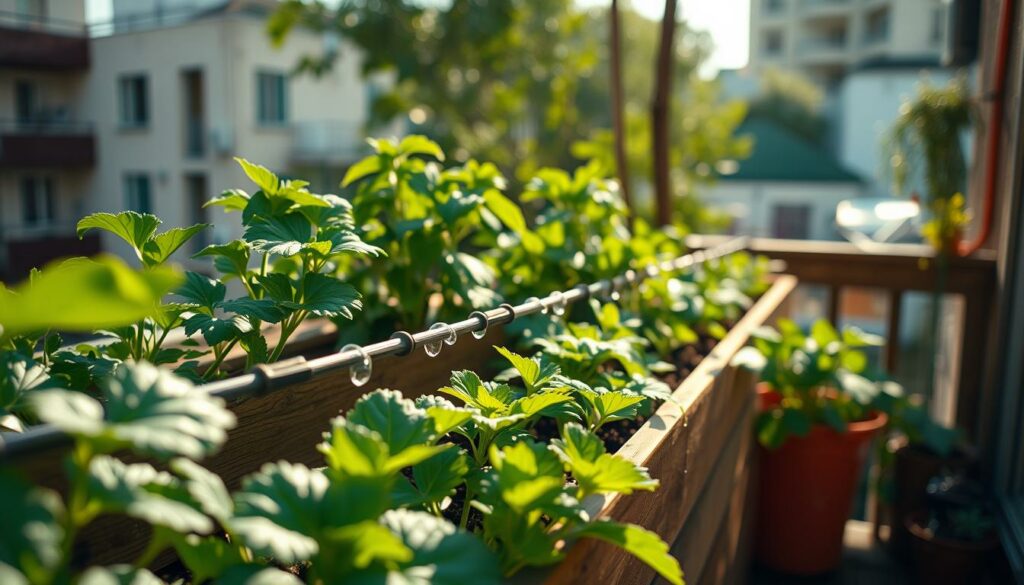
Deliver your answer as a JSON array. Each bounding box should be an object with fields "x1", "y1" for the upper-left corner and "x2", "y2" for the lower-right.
[{"x1": 747, "y1": 67, "x2": 827, "y2": 146}]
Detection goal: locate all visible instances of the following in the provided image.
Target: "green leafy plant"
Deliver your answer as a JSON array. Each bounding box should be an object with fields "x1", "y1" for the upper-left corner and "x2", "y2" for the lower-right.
[
  {"x1": 321, "y1": 386, "x2": 683, "y2": 584},
  {"x1": 193, "y1": 158, "x2": 383, "y2": 376},
  {"x1": 339, "y1": 136, "x2": 537, "y2": 336},
  {"x1": 733, "y1": 318, "x2": 885, "y2": 449},
  {"x1": 0, "y1": 256, "x2": 182, "y2": 431}
]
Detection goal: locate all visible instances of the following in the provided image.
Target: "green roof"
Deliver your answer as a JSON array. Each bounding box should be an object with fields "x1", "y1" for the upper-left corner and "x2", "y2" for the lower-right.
[{"x1": 721, "y1": 117, "x2": 862, "y2": 183}]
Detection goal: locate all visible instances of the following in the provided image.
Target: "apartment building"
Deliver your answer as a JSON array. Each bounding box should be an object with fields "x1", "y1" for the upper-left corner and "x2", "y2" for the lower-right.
[
  {"x1": 0, "y1": 0, "x2": 376, "y2": 278},
  {"x1": 748, "y1": 0, "x2": 950, "y2": 90},
  {"x1": 0, "y1": 0, "x2": 98, "y2": 278},
  {"x1": 83, "y1": 0, "x2": 375, "y2": 262}
]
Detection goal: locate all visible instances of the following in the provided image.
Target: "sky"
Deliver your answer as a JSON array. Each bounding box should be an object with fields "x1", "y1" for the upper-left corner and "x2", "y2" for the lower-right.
[{"x1": 86, "y1": 0, "x2": 750, "y2": 74}]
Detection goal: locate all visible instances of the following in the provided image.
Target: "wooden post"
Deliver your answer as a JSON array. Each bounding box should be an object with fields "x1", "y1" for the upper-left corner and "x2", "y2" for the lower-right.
[
  {"x1": 651, "y1": 0, "x2": 677, "y2": 226},
  {"x1": 609, "y1": 0, "x2": 632, "y2": 211}
]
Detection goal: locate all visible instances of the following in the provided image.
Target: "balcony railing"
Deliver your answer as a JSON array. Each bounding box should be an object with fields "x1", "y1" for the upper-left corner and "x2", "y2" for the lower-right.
[
  {"x1": 689, "y1": 235, "x2": 998, "y2": 444},
  {"x1": 0, "y1": 120, "x2": 95, "y2": 168},
  {"x1": 0, "y1": 10, "x2": 89, "y2": 69},
  {"x1": 0, "y1": 228, "x2": 100, "y2": 282},
  {"x1": 291, "y1": 119, "x2": 368, "y2": 165}
]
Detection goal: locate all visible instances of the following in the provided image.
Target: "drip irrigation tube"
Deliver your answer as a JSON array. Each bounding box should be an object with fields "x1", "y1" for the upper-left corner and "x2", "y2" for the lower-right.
[{"x1": 0, "y1": 236, "x2": 749, "y2": 458}]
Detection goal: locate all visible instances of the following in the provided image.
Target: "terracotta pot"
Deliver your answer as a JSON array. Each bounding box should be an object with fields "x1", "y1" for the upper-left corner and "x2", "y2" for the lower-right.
[
  {"x1": 905, "y1": 512, "x2": 998, "y2": 585},
  {"x1": 890, "y1": 443, "x2": 973, "y2": 557},
  {"x1": 754, "y1": 386, "x2": 887, "y2": 575}
]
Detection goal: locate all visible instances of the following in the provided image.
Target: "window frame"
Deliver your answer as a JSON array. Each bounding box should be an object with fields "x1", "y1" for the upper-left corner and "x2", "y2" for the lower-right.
[
  {"x1": 256, "y1": 70, "x2": 289, "y2": 126},
  {"x1": 124, "y1": 173, "x2": 153, "y2": 214},
  {"x1": 118, "y1": 73, "x2": 150, "y2": 129}
]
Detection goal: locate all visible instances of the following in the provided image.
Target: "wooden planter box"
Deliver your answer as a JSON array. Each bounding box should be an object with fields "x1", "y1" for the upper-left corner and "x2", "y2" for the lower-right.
[
  {"x1": 1, "y1": 276, "x2": 796, "y2": 583},
  {"x1": 546, "y1": 275, "x2": 796, "y2": 585},
  {"x1": 2, "y1": 328, "x2": 507, "y2": 566}
]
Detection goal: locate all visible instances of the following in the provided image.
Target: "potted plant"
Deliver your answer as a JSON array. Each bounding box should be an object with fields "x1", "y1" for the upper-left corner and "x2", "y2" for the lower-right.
[
  {"x1": 734, "y1": 318, "x2": 890, "y2": 575},
  {"x1": 873, "y1": 387, "x2": 970, "y2": 556},
  {"x1": 905, "y1": 472, "x2": 999, "y2": 585}
]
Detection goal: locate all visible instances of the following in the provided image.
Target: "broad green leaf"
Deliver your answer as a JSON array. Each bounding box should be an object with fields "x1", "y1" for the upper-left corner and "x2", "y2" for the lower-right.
[
  {"x1": 168, "y1": 533, "x2": 246, "y2": 585},
  {"x1": 552, "y1": 424, "x2": 657, "y2": 497},
  {"x1": 204, "y1": 188, "x2": 250, "y2": 212},
  {"x1": 255, "y1": 273, "x2": 294, "y2": 302},
  {"x1": 367, "y1": 509, "x2": 501, "y2": 585},
  {"x1": 285, "y1": 273, "x2": 361, "y2": 319},
  {"x1": 177, "y1": 271, "x2": 226, "y2": 308},
  {"x1": 321, "y1": 521, "x2": 412, "y2": 573},
  {"x1": 170, "y1": 458, "x2": 233, "y2": 525},
  {"x1": 508, "y1": 389, "x2": 574, "y2": 418},
  {"x1": 811, "y1": 319, "x2": 840, "y2": 350},
  {"x1": 347, "y1": 390, "x2": 435, "y2": 453},
  {"x1": 142, "y1": 225, "x2": 209, "y2": 267},
  {"x1": 396, "y1": 447, "x2": 470, "y2": 507},
  {"x1": 0, "y1": 471, "x2": 64, "y2": 583},
  {"x1": 488, "y1": 441, "x2": 564, "y2": 512},
  {"x1": 232, "y1": 462, "x2": 327, "y2": 562},
  {"x1": 571, "y1": 521, "x2": 682, "y2": 585},
  {"x1": 494, "y1": 346, "x2": 559, "y2": 394},
  {"x1": 0, "y1": 256, "x2": 181, "y2": 337},
  {"x1": 217, "y1": 565, "x2": 304, "y2": 585},
  {"x1": 183, "y1": 313, "x2": 250, "y2": 345},
  {"x1": 219, "y1": 298, "x2": 286, "y2": 323},
  {"x1": 482, "y1": 190, "x2": 526, "y2": 234},
  {"x1": 77, "y1": 211, "x2": 161, "y2": 261},
  {"x1": 31, "y1": 362, "x2": 236, "y2": 460},
  {"x1": 235, "y1": 157, "x2": 280, "y2": 195},
  {"x1": 398, "y1": 135, "x2": 444, "y2": 160},
  {"x1": 440, "y1": 371, "x2": 511, "y2": 415},
  {"x1": 342, "y1": 155, "x2": 384, "y2": 187},
  {"x1": 244, "y1": 214, "x2": 313, "y2": 257},
  {"x1": 193, "y1": 240, "x2": 251, "y2": 278},
  {"x1": 836, "y1": 370, "x2": 881, "y2": 405},
  {"x1": 0, "y1": 564, "x2": 29, "y2": 585},
  {"x1": 319, "y1": 418, "x2": 445, "y2": 478},
  {"x1": 86, "y1": 456, "x2": 214, "y2": 534},
  {"x1": 78, "y1": 565, "x2": 166, "y2": 585},
  {"x1": 583, "y1": 390, "x2": 645, "y2": 428},
  {"x1": 821, "y1": 403, "x2": 847, "y2": 433},
  {"x1": 415, "y1": 395, "x2": 476, "y2": 437}
]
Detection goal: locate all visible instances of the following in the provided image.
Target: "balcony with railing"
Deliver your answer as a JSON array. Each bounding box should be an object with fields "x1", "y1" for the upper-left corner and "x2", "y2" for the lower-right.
[
  {"x1": 290, "y1": 119, "x2": 368, "y2": 165},
  {"x1": 0, "y1": 119, "x2": 96, "y2": 169},
  {"x1": 0, "y1": 10, "x2": 89, "y2": 69}
]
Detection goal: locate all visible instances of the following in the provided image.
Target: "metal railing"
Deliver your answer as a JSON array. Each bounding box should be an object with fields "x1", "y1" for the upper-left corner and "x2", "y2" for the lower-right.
[{"x1": 0, "y1": 9, "x2": 87, "y2": 36}]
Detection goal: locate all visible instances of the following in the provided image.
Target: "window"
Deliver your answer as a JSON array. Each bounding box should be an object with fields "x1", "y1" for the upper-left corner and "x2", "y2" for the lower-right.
[
  {"x1": 182, "y1": 69, "x2": 206, "y2": 157},
  {"x1": 865, "y1": 7, "x2": 890, "y2": 45},
  {"x1": 16, "y1": 0, "x2": 46, "y2": 25},
  {"x1": 20, "y1": 176, "x2": 55, "y2": 226},
  {"x1": 15, "y1": 81, "x2": 36, "y2": 125},
  {"x1": 764, "y1": 0, "x2": 785, "y2": 14},
  {"x1": 119, "y1": 74, "x2": 149, "y2": 128},
  {"x1": 763, "y1": 30, "x2": 784, "y2": 56},
  {"x1": 256, "y1": 71, "x2": 288, "y2": 125},
  {"x1": 930, "y1": 8, "x2": 944, "y2": 44},
  {"x1": 771, "y1": 204, "x2": 811, "y2": 239},
  {"x1": 125, "y1": 174, "x2": 152, "y2": 213},
  {"x1": 186, "y1": 174, "x2": 210, "y2": 251}
]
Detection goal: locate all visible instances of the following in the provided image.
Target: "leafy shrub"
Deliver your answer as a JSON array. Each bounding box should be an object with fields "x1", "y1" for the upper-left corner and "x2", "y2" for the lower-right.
[{"x1": 734, "y1": 318, "x2": 887, "y2": 448}]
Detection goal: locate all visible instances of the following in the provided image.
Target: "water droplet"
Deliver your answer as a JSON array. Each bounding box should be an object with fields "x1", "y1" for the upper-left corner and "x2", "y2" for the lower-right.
[
  {"x1": 425, "y1": 322, "x2": 456, "y2": 357},
  {"x1": 550, "y1": 291, "x2": 566, "y2": 316},
  {"x1": 610, "y1": 290, "x2": 622, "y2": 302},
  {"x1": 526, "y1": 296, "x2": 547, "y2": 315},
  {"x1": 472, "y1": 326, "x2": 487, "y2": 340},
  {"x1": 341, "y1": 344, "x2": 372, "y2": 387}
]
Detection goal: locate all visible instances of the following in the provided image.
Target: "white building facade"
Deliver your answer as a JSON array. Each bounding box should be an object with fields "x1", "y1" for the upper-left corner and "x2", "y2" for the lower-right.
[
  {"x1": 1, "y1": 0, "x2": 378, "y2": 277},
  {"x1": 748, "y1": 0, "x2": 950, "y2": 90}
]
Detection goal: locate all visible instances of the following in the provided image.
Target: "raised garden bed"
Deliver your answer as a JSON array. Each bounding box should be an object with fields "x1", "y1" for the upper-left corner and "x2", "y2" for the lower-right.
[
  {"x1": 545, "y1": 274, "x2": 796, "y2": 585},
  {"x1": 1, "y1": 275, "x2": 796, "y2": 582}
]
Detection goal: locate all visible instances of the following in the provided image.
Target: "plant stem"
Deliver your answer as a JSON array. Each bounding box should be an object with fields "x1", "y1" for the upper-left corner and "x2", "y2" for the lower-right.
[
  {"x1": 459, "y1": 487, "x2": 475, "y2": 530},
  {"x1": 268, "y1": 311, "x2": 305, "y2": 363},
  {"x1": 203, "y1": 338, "x2": 240, "y2": 380},
  {"x1": 133, "y1": 533, "x2": 166, "y2": 569}
]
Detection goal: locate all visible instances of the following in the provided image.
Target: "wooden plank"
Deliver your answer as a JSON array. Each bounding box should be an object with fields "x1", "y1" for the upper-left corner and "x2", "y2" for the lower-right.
[
  {"x1": 673, "y1": 403, "x2": 753, "y2": 584},
  {"x1": 6, "y1": 329, "x2": 506, "y2": 567},
  {"x1": 885, "y1": 289, "x2": 903, "y2": 371},
  {"x1": 545, "y1": 276, "x2": 797, "y2": 585}
]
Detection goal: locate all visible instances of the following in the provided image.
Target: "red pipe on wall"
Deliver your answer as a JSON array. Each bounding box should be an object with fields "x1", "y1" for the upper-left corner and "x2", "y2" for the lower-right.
[{"x1": 959, "y1": 0, "x2": 1015, "y2": 256}]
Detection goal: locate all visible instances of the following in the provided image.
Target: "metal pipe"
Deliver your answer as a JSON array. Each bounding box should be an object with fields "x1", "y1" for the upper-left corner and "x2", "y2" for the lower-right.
[{"x1": 0, "y1": 237, "x2": 748, "y2": 458}]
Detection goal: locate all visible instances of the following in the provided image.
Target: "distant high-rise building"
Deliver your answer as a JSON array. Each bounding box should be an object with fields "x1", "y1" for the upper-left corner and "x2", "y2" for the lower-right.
[{"x1": 747, "y1": 0, "x2": 950, "y2": 91}]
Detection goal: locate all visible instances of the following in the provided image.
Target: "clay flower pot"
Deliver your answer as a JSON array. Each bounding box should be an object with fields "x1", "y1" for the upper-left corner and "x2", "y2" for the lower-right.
[
  {"x1": 754, "y1": 386, "x2": 887, "y2": 575},
  {"x1": 905, "y1": 512, "x2": 998, "y2": 585}
]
